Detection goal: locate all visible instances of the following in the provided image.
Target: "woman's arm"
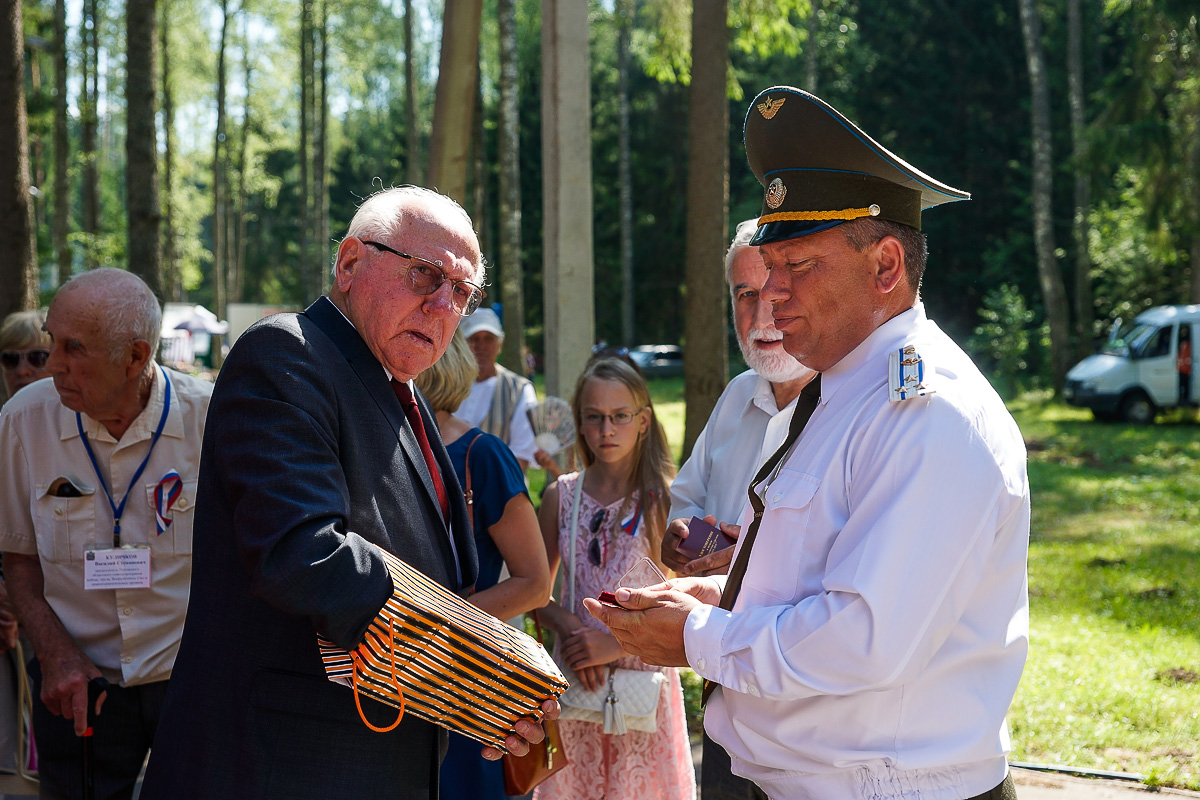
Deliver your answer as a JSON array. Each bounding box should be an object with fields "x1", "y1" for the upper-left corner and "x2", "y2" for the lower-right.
[{"x1": 466, "y1": 493, "x2": 551, "y2": 619}]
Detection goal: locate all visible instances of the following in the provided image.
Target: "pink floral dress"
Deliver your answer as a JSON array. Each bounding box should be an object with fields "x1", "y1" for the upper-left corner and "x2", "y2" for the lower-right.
[{"x1": 535, "y1": 472, "x2": 696, "y2": 800}]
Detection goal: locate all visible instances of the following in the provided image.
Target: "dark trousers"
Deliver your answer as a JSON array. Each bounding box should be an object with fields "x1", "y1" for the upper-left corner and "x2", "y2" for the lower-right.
[
  {"x1": 28, "y1": 659, "x2": 168, "y2": 800},
  {"x1": 967, "y1": 773, "x2": 1017, "y2": 800},
  {"x1": 701, "y1": 731, "x2": 768, "y2": 800}
]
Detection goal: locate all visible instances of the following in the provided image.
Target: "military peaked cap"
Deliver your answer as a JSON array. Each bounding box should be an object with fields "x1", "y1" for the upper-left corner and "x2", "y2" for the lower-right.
[{"x1": 744, "y1": 86, "x2": 970, "y2": 245}]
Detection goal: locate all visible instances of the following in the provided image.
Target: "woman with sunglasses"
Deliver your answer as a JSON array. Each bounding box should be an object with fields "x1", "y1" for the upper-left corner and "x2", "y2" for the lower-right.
[
  {"x1": 534, "y1": 357, "x2": 694, "y2": 800},
  {"x1": 0, "y1": 310, "x2": 51, "y2": 404}
]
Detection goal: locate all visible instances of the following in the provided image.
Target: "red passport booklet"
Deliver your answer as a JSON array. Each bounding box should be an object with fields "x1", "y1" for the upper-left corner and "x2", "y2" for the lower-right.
[{"x1": 677, "y1": 516, "x2": 736, "y2": 560}]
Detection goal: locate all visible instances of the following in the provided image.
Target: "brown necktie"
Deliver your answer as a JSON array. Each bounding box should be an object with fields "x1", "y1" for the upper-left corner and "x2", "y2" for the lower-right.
[
  {"x1": 392, "y1": 380, "x2": 450, "y2": 521},
  {"x1": 702, "y1": 373, "x2": 821, "y2": 705}
]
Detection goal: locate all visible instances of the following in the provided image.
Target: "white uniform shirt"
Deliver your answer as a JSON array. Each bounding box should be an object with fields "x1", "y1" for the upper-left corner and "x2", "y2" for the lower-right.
[
  {"x1": 669, "y1": 369, "x2": 798, "y2": 526},
  {"x1": 454, "y1": 375, "x2": 538, "y2": 462},
  {"x1": 0, "y1": 368, "x2": 213, "y2": 686},
  {"x1": 685, "y1": 304, "x2": 1030, "y2": 800}
]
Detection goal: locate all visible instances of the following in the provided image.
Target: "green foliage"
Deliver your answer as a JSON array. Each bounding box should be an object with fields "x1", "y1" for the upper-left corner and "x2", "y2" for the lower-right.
[{"x1": 969, "y1": 284, "x2": 1034, "y2": 398}]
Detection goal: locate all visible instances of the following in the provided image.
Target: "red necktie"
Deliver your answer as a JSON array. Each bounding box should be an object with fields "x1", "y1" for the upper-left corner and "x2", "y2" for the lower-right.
[{"x1": 392, "y1": 380, "x2": 450, "y2": 521}]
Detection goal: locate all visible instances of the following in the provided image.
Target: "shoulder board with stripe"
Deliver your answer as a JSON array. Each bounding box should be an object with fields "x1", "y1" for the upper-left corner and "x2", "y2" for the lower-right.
[{"x1": 888, "y1": 345, "x2": 936, "y2": 403}]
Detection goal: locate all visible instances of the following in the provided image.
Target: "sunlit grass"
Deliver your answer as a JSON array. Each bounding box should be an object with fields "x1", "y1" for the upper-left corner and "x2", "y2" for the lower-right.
[{"x1": 1010, "y1": 396, "x2": 1200, "y2": 789}]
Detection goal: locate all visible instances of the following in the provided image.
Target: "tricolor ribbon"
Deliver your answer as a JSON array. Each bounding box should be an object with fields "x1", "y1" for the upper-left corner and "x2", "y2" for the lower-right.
[
  {"x1": 154, "y1": 470, "x2": 184, "y2": 535},
  {"x1": 620, "y1": 501, "x2": 643, "y2": 537}
]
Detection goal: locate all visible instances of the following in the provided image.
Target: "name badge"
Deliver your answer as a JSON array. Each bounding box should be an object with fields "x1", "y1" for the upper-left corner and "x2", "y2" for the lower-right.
[{"x1": 84, "y1": 545, "x2": 151, "y2": 590}]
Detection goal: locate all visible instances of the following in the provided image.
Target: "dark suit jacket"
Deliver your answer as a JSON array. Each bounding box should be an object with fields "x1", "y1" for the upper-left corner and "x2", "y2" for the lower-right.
[{"x1": 141, "y1": 297, "x2": 477, "y2": 799}]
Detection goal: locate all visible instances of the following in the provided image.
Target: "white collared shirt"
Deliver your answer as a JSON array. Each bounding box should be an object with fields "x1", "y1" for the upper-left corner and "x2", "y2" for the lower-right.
[
  {"x1": 669, "y1": 369, "x2": 798, "y2": 527},
  {"x1": 684, "y1": 304, "x2": 1030, "y2": 800},
  {"x1": 454, "y1": 375, "x2": 539, "y2": 463},
  {"x1": 0, "y1": 367, "x2": 213, "y2": 686}
]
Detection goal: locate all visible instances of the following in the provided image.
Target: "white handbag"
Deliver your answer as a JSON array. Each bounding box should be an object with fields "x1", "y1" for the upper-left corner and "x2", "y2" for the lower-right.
[
  {"x1": 557, "y1": 472, "x2": 664, "y2": 734},
  {"x1": 559, "y1": 664, "x2": 665, "y2": 734}
]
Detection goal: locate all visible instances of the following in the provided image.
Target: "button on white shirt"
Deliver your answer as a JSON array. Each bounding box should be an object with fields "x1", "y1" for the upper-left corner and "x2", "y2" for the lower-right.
[
  {"x1": 684, "y1": 304, "x2": 1030, "y2": 800},
  {"x1": 669, "y1": 369, "x2": 798, "y2": 527}
]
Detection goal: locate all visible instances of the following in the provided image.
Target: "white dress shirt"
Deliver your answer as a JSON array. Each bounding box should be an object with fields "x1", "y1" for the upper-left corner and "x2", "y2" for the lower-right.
[
  {"x1": 0, "y1": 368, "x2": 213, "y2": 686},
  {"x1": 684, "y1": 304, "x2": 1030, "y2": 800},
  {"x1": 454, "y1": 375, "x2": 538, "y2": 463},
  {"x1": 669, "y1": 369, "x2": 798, "y2": 526}
]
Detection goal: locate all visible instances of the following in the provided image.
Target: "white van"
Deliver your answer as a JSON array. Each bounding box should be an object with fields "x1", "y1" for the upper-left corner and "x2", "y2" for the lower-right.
[{"x1": 1064, "y1": 304, "x2": 1199, "y2": 423}]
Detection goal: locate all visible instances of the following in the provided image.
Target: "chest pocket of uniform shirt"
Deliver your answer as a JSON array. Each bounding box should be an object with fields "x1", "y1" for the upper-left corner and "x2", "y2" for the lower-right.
[
  {"x1": 142, "y1": 479, "x2": 197, "y2": 556},
  {"x1": 33, "y1": 483, "x2": 97, "y2": 563},
  {"x1": 750, "y1": 469, "x2": 821, "y2": 602}
]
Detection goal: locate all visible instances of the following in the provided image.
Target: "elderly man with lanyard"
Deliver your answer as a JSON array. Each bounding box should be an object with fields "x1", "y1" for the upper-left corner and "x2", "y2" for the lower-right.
[
  {"x1": 0, "y1": 268, "x2": 213, "y2": 800},
  {"x1": 590, "y1": 87, "x2": 1030, "y2": 800}
]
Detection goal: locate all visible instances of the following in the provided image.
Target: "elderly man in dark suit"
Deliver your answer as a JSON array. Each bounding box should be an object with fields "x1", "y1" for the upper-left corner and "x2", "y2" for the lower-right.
[{"x1": 141, "y1": 186, "x2": 554, "y2": 799}]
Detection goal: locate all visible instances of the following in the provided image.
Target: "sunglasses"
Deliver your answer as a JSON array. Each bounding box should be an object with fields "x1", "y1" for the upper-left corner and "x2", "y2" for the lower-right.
[
  {"x1": 588, "y1": 509, "x2": 607, "y2": 567},
  {"x1": 0, "y1": 349, "x2": 50, "y2": 371}
]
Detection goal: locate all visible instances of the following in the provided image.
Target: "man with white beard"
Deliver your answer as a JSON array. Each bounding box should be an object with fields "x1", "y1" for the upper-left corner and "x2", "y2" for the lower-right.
[
  {"x1": 662, "y1": 219, "x2": 816, "y2": 580},
  {"x1": 660, "y1": 219, "x2": 815, "y2": 799}
]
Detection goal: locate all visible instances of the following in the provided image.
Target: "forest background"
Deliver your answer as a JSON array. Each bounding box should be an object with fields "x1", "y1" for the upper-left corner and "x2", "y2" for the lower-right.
[{"x1": 1, "y1": 0, "x2": 1198, "y2": 439}]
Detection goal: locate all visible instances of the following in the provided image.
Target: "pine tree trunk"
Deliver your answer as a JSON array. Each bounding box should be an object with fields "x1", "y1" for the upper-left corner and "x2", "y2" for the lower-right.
[
  {"x1": 1067, "y1": 0, "x2": 1094, "y2": 358},
  {"x1": 53, "y1": 0, "x2": 70, "y2": 285},
  {"x1": 231, "y1": 14, "x2": 251, "y2": 305},
  {"x1": 428, "y1": 0, "x2": 483, "y2": 204},
  {"x1": 617, "y1": 0, "x2": 634, "y2": 347},
  {"x1": 496, "y1": 0, "x2": 525, "y2": 373},
  {"x1": 1018, "y1": 0, "x2": 1071, "y2": 392},
  {"x1": 404, "y1": 0, "x2": 420, "y2": 185},
  {"x1": 471, "y1": 76, "x2": 489, "y2": 260},
  {"x1": 0, "y1": 0, "x2": 38, "y2": 320},
  {"x1": 81, "y1": 0, "x2": 99, "y2": 268},
  {"x1": 127, "y1": 0, "x2": 162, "y2": 299},
  {"x1": 161, "y1": 1, "x2": 179, "y2": 300},
  {"x1": 806, "y1": 0, "x2": 819, "y2": 94},
  {"x1": 682, "y1": 0, "x2": 730, "y2": 458},
  {"x1": 213, "y1": 0, "x2": 229, "y2": 342},
  {"x1": 300, "y1": 0, "x2": 314, "y2": 300},
  {"x1": 316, "y1": 0, "x2": 329, "y2": 294}
]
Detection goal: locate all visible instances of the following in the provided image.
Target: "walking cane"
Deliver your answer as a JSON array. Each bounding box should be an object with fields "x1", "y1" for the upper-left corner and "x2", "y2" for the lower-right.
[{"x1": 82, "y1": 676, "x2": 111, "y2": 800}]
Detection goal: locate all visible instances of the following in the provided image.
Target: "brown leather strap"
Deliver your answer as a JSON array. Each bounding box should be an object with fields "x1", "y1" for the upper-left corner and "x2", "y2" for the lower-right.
[
  {"x1": 462, "y1": 431, "x2": 483, "y2": 533},
  {"x1": 702, "y1": 374, "x2": 821, "y2": 705}
]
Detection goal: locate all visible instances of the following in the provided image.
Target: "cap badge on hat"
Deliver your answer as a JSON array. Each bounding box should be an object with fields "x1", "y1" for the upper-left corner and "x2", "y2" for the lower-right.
[
  {"x1": 766, "y1": 178, "x2": 787, "y2": 209},
  {"x1": 743, "y1": 86, "x2": 970, "y2": 246},
  {"x1": 757, "y1": 96, "x2": 786, "y2": 120}
]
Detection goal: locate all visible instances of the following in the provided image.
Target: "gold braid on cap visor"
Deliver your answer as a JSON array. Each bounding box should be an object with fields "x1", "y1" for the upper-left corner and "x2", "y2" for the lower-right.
[{"x1": 758, "y1": 204, "x2": 881, "y2": 225}]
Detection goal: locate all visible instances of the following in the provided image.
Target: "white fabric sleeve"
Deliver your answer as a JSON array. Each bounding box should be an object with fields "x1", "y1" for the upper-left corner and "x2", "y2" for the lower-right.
[
  {"x1": 505, "y1": 382, "x2": 540, "y2": 463},
  {"x1": 668, "y1": 414, "x2": 713, "y2": 522},
  {"x1": 685, "y1": 400, "x2": 1025, "y2": 701}
]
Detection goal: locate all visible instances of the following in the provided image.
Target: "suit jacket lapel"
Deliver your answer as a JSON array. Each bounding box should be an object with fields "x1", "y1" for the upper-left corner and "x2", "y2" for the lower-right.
[{"x1": 303, "y1": 297, "x2": 447, "y2": 533}]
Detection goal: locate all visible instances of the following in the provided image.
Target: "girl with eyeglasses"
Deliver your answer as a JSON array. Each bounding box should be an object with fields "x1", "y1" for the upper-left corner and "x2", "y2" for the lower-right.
[
  {"x1": 534, "y1": 357, "x2": 695, "y2": 800},
  {"x1": 0, "y1": 310, "x2": 52, "y2": 404}
]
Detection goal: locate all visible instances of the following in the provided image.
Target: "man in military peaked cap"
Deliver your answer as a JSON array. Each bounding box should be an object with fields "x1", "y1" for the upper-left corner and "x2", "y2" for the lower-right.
[{"x1": 588, "y1": 88, "x2": 1030, "y2": 800}]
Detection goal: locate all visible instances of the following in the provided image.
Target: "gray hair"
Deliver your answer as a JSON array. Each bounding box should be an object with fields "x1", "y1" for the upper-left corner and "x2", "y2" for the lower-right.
[
  {"x1": 57, "y1": 268, "x2": 162, "y2": 362},
  {"x1": 337, "y1": 185, "x2": 486, "y2": 283},
  {"x1": 840, "y1": 218, "x2": 928, "y2": 293},
  {"x1": 725, "y1": 219, "x2": 760, "y2": 292}
]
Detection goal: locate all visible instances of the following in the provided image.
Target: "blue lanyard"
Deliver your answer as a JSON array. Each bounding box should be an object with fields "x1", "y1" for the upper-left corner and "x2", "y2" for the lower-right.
[{"x1": 76, "y1": 366, "x2": 172, "y2": 547}]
